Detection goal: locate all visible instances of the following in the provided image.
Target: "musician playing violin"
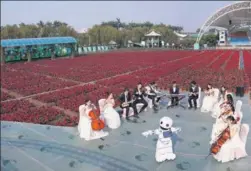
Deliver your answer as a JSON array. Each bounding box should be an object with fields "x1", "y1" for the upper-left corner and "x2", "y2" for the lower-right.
[
  {"x1": 119, "y1": 88, "x2": 137, "y2": 120},
  {"x1": 132, "y1": 82, "x2": 148, "y2": 117}
]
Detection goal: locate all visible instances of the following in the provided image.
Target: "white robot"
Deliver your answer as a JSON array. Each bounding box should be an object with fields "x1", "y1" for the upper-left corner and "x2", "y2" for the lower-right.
[{"x1": 142, "y1": 116, "x2": 181, "y2": 162}]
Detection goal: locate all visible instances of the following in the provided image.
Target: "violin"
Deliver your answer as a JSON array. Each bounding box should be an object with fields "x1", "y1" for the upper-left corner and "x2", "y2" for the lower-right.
[
  {"x1": 88, "y1": 109, "x2": 105, "y2": 131},
  {"x1": 210, "y1": 127, "x2": 231, "y2": 155}
]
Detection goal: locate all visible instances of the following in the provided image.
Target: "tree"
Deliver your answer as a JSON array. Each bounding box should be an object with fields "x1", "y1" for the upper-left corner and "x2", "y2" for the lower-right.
[
  {"x1": 200, "y1": 34, "x2": 218, "y2": 47},
  {"x1": 1, "y1": 20, "x2": 183, "y2": 46}
]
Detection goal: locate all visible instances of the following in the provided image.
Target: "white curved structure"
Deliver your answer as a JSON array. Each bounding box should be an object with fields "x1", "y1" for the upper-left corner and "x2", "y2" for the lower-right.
[
  {"x1": 174, "y1": 31, "x2": 187, "y2": 38},
  {"x1": 196, "y1": 1, "x2": 251, "y2": 44}
]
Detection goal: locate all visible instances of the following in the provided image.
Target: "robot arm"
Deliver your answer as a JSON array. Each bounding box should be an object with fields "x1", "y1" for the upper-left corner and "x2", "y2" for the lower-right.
[
  {"x1": 142, "y1": 129, "x2": 160, "y2": 137},
  {"x1": 171, "y1": 127, "x2": 181, "y2": 133}
]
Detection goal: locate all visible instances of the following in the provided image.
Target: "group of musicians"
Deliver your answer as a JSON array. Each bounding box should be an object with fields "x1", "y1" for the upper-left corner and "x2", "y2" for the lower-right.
[
  {"x1": 119, "y1": 80, "x2": 201, "y2": 120},
  {"x1": 79, "y1": 79, "x2": 249, "y2": 163}
]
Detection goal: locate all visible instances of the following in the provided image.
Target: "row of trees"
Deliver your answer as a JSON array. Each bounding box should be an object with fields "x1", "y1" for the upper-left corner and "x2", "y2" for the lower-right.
[{"x1": 1, "y1": 20, "x2": 218, "y2": 47}]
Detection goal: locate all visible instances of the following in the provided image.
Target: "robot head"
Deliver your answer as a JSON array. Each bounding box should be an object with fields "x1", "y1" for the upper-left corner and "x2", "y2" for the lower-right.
[{"x1": 159, "y1": 116, "x2": 173, "y2": 130}]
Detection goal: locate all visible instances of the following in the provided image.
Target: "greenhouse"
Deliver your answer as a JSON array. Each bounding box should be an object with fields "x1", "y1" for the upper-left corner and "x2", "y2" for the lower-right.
[{"x1": 0, "y1": 37, "x2": 77, "y2": 63}]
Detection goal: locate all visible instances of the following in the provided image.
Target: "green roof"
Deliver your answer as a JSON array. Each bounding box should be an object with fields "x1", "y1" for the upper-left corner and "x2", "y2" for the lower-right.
[{"x1": 1, "y1": 37, "x2": 77, "y2": 47}]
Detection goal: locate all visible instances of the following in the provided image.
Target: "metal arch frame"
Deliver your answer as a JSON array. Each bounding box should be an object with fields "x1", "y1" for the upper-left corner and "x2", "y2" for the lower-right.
[{"x1": 196, "y1": 1, "x2": 251, "y2": 44}]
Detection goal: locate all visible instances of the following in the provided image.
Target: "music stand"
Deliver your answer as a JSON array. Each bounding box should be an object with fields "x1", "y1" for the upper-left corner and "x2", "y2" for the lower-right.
[{"x1": 166, "y1": 94, "x2": 186, "y2": 109}]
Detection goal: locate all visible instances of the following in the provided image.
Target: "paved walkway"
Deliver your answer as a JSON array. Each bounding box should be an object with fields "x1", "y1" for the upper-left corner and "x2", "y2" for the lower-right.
[{"x1": 1, "y1": 93, "x2": 251, "y2": 171}]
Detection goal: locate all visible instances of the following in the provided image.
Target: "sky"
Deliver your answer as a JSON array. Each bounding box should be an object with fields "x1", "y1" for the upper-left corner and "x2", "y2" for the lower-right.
[{"x1": 1, "y1": 1, "x2": 234, "y2": 32}]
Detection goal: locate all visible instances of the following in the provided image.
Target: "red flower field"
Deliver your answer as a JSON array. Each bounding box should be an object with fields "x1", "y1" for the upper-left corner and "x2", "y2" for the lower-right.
[{"x1": 1, "y1": 50, "x2": 250, "y2": 126}]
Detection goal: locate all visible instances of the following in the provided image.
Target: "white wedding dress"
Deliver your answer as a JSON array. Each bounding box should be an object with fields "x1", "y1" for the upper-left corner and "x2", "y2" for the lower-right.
[
  {"x1": 201, "y1": 88, "x2": 219, "y2": 113},
  {"x1": 211, "y1": 91, "x2": 230, "y2": 118},
  {"x1": 211, "y1": 102, "x2": 233, "y2": 143},
  {"x1": 201, "y1": 90, "x2": 214, "y2": 113},
  {"x1": 99, "y1": 99, "x2": 121, "y2": 129},
  {"x1": 213, "y1": 124, "x2": 249, "y2": 163},
  {"x1": 78, "y1": 104, "x2": 109, "y2": 141}
]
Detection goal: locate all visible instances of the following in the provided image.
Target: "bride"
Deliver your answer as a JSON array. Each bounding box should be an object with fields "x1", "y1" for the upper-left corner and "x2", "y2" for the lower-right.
[
  {"x1": 211, "y1": 94, "x2": 235, "y2": 142},
  {"x1": 102, "y1": 92, "x2": 121, "y2": 129},
  {"x1": 78, "y1": 99, "x2": 108, "y2": 140},
  {"x1": 212, "y1": 86, "x2": 229, "y2": 118},
  {"x1": 201, "y1": 84, "x2": 215, "y2": 113},
  {"x1": 210, "y1": 115, "x2": 249, "y2": 163}
]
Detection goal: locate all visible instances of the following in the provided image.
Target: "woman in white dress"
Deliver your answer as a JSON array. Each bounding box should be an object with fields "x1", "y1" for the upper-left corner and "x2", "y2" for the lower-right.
[
  {"x1": 201, "y1": 84, "x2": 215, "y2": 113},
  {"x1": 211, "y1": 86, "x2": 229, "y2": 118},
  {"x1": 78, "y1": 99, "x2": 108, "y2": 140},
  {"x1": 103, "y1": 92, "x2": 121, "y2": 129},
  {"x1": 211, "y1": 94, "x2": 235, "y2": 142},
  {"x1": 210, "y1": 115, "x2": 249, "y2": 163}
]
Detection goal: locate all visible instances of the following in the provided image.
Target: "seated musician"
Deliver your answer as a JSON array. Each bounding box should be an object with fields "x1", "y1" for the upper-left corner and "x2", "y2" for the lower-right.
[
  {"x1": 169, "y1": 81, "x2": 180, "y2": 106},
  {"x1": 78, "y1": 99, "x2": 108, "y2": 140},
  {"x1": 212, "y1": 86, "x2": 229, "y2": 118},
  {"x1": 132, "y1": 82, "x2": 148, "y2": 118},
  {"x1": 119, "y1": 88, "x2": 137, "y2": 120},
  {"x1": 102, "y1": 92, "x2": 121, "y2": 129},
  {"x1": 211, "y1": 94, "x2": 235, "y2": 144},
  {"x1": 145, "y1": 81, "x2": 161, "y2": 108},
  {"x1": 188, "y1": 81, "x2": 199, "y2": 110},
  {"x1": 210, "y1": 115, "x2": 249, "y2": 163},
  {"x1": 201, "y1": 83, "x2": 215, "y2": 113}
]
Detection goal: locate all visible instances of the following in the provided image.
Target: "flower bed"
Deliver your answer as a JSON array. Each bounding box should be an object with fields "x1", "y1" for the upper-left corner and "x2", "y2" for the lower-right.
[
  {"x1": 1, "y1": 50, "x2": 248, "y2": 127},
  {"x1": 243, "y1": 50, "x2": 251, "y2": 88},
  {"x1": 1, "y1": 100, "x2": 35, "y2": 114},
  {"x1": 1, "y1": 67, "x2": 77, "y2": 96},
  {"x1": 1, "y1": 91, "x2": 15, "y2": 101},
  {"x1": 1, "y1": 106, "x2": 64, "y2": 124}
]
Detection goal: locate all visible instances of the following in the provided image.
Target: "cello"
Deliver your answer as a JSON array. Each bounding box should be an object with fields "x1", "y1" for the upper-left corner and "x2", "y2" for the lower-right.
[
  {"x1": 205, "y1": 127, "x2": 231, "y2": 158},
  {"x1": 88, "y1": 109, "x2": 105, "y2": 131}
]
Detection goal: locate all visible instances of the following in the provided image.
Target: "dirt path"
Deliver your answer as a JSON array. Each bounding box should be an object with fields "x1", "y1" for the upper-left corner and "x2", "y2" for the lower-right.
[
  {"x1": 206, "y1": 51, "x2": 225, "y2": 67},
  {"x1": 1, "y1": 88, "x2": 78, "y2": 117},
  {"x1": 221, "y1": 51, "x2": 234, "y2": 70}
]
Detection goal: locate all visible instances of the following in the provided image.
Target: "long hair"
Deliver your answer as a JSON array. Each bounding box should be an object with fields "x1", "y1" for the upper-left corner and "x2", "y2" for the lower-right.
[
  {"x1": 226, "y1": 94, "x2": 235, "y2": 112},
  {"x1": 207, "y1": 83, "x2": 212, "y2": 90},
  {"x1": 220, "y1": 86, "x2": 227, "y2": 97},
  {"x1": 226, "y1": 94, "x2": 234, "y2": 105}
]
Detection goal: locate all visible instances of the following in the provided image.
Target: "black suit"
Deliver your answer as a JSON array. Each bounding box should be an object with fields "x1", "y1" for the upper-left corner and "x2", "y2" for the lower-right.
[
  {"x1": 169, "y1": 86, "x2": 180, "y2": 105},
  {"x1": 188, "y1": 85, "x2": 199, "y2": 108},
  {"x1": 132, "y1": 88, "x2": 148, "y2": 114},
  {"x1": 119, "y1": 93, "x2": 137, "y2": 117}
]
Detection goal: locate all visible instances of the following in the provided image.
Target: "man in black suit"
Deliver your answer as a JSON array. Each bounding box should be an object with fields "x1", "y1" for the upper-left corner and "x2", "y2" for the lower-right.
[
  {"x1": 169, "y1": 81, "x2": 180, "y2": 106},
  {"x1": 119, "y1": 88, "x2": 137, "y2": 120},
  {"x1": 188, "y1": 81, "x2": 199, "y2": 109},
  {"x1": 132, "y1": 83, "x2": 148, "y2": 117}
]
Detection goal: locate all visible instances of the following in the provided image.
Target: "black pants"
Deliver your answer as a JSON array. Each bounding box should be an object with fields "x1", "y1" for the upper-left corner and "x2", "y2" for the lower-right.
[
  {"x1": 148, "y1": 95, "x2": 161, "y2": 107},
  {"x1": 132, "y1": 98, "x2": 148, "y2": 114},
  {"x1": 120, "y1": 104, "x2": 136, "y2": 117},
  {"x1": 188, "y1": 95, "x2": 198, "y2": 108},
  {"x1": 171, "y1": 97, "x2": 179, "y2": 106}
]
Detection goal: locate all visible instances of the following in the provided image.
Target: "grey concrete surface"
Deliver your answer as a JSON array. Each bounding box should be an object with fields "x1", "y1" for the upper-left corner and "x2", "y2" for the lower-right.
[{"x1": 1, "y1": 94, "x2": 251, "y2": 171}]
